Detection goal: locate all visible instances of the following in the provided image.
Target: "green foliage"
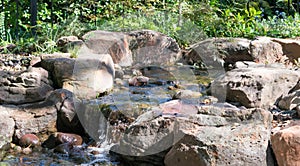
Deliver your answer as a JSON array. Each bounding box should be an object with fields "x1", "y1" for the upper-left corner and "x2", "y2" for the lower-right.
[{"x1": 1, "y1": 0, "x2": 300, "y2": 54}]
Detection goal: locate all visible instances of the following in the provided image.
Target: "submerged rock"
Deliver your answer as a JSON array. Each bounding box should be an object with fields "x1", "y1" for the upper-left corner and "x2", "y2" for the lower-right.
[{"x1": 128, "y1": 76, "x2": 149, "y2": 86}]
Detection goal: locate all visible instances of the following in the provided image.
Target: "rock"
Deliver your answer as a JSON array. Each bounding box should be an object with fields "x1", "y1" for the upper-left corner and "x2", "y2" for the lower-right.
[
  {"x1": 54, "y1": 143, "x2": 72, "y2": 154},
  {"x1": 11, "y1": 89, "x2": 85, "y2": 140},
  {"x1": 41, "y1": 53, "x2": 115, "y2": 99},
  {"x1": 272, "y1": 38, "x2": 300, "y2": 65},
  {"x1": 183, "y1": 38, "x2": 252, "y2": 68},
  {"x1": 0, "y1": 67, "x2": 53, "y2": 104},
  {"x1": 0, "y1": 109, "x2": 15, "y2": 149},
  {"x1": 19, "y1": 134, "x2": 40, "y2": 147},
  {"x1": 83, "y1": 30, "x2": 181, "y2": 67},
  {"x1": 171, "y1": 90, "x2": 202, "y2": 101},
  {"x1": 127, "y1": 30, "x2": 181, "y2": 67},
  {"x1": 48, "y1": 89, "x2": 85, "y2": 135},
  {"x1": 0, "y1": 44, "x2": 16, "y2": 53},
  {"x1": 56, "y1": 36, "x2": 84, "y2": 53},
  {"x1": 128, "y1": 76, "x2": 149, "y2": 86},
  {"x1": 211, "y1": 66, "x2": 300, "y2": 108},
  {"x1": 22, "y1": 147, "x2": 32, "y2": 154},
  {"x1": 42, "y1": 132, "x2": 82, "y2": 149},
  {"x1": 83, "y1": 30, "x2": 133, "y2": 66},
  {"x1": 271, "y1": 122, "x2": 300, "y2": 166},
  {"x1": 57, "y1": 36, "x2": 79, "y2": 47},
  {"x1": 114, "y1": 64, "x2": 124, "y2": 79},
  {"x1": 278, "y1": 81, "x2": 300, "y2": 110},
  {"x1": 250, "y1": 37, "x2": 286, "y2": 64},
  {"x1": 278, "y1": 90, "x2": 300, "y2": 110},
  {"x1": 140, "y1": 66, "x2": 176, "y2": 82},
  {"x1": 111, "y1": 103, "x2": 273, "y2": 166}
]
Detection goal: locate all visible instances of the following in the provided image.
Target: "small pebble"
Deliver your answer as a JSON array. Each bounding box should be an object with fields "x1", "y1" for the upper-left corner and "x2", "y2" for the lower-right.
[
  {"x1": 14, "y1": 146, "x2": 22, "y2": 153},
  {"x1": 22, "y1": 147, "x2": 32, "y2": 154}
]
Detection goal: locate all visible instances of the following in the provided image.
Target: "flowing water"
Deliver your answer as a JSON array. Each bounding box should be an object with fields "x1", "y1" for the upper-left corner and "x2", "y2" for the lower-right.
[{"x1": 1, "y1": 65, "x2": 213, "y2": 165}]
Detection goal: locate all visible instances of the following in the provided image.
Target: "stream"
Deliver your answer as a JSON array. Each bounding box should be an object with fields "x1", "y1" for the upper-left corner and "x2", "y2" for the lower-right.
[{"x1": 1, "y1": 64, "x2": 215, "y2": 165}]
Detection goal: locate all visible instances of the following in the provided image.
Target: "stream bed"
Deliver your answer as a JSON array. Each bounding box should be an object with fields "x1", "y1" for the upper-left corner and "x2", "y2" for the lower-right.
[{"x1": 0, "y1": 64, "x2": 214, "y2": 166}]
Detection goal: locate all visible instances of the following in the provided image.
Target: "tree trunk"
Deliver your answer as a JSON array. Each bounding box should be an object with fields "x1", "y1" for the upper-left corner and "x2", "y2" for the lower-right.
[{"x1": 30, "y1": 0, "x2": 37, "y2": 36}]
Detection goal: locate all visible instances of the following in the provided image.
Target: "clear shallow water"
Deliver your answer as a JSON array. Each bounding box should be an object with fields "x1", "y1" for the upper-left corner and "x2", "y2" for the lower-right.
[{"x1": 1, "y1": 66, "x2": 211, "y2": 165}]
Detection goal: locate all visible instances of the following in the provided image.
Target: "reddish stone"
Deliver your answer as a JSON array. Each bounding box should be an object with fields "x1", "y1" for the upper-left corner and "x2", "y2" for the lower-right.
[
  {"x1": 159, "y1": 100, "x2": 198, "y2": 115},
  {"x1": 271, "y1": 124, "x2": 300, "y2": 166},
  {"x1": 56, "y1": 132, "x2": 83, "y2": 146},
  {"x1": 19, "y1": 134, "x2": 40, "y2": 147}
]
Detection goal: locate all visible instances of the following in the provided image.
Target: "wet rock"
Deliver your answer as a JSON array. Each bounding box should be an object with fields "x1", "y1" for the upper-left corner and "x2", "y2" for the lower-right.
[
  {"x1": 140, "y1": 66, "x2": 176, "y2": 82},
  {"x1": 112, "y1": 103, "x2": 272, "y2": 166},
  {"x1": 271, "y1": 122, "x2": 300, "y2": 166},
  {"x1": 54, "y1": 143, "x2": 72, "y2": 154},
  {"x1": 19, "y1": 134, "x2": 40, "y2": 147},
  {"x1": 56, "y1": 132, "x2": 83, "y2": 146},
  {"x1": 128, "y1": 76, "x2": 149, "y2": 86},
  {"x1": 211, "y1": 66, "x2": 300, "y2": 108},
  {"x1": 0, "y1": 67, "x2": 53, "y2": 104},
  {"x1": 43, "y1": 132, "x2": 83, "y2": 149},
  {"x1": 83, "y1": 30, "x2": 133, "y2": 67},
  {"x1": 171, "y1": 90, "x2": 202, "y2": 101}
]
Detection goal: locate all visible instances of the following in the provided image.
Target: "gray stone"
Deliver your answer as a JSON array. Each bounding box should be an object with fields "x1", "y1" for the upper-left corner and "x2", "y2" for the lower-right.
[
  {"x1": 211, "y1": 66, "x2": 300, "y2": 108},
  {"x1": 127, "y1": 30, "x2": 181, "y2": 67},
  {"x1": 0, "y1": 67, "x2": 53, "y2": 104},
  {"x1": 250, "y1": 37, "x2": 286, "y2": 64},
  {"x1": 0, "y1": 107, "x2": 15, "y2": 149},
  {"x1": 183, "y1": 38, "x2": 252, "y2": 68},
  {"x1": 41, "y1": 52, "x2": 115, "y2": 99},
  {"x1": 83, "y1": 30, "x2": 133, "y2": 67},
  {"x1": 111, "y1": 102, "x2": 273, "y2": 166}
]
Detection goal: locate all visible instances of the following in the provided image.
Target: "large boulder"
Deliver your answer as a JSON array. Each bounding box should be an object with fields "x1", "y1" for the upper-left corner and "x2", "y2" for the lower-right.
[
  {"x1": 83, "y1": 31, "x2": 132, "y2": 66},
  {"x1": 271, "y1": 121, "x2": 300, "y2": 166},
  {"x1": 211, "y1": 64, "x2": 300, "y2": 108},
  {"x1": 183, "y1": 37, "x2": 299, "y2": 69},
  {"x1": 250, "y1": 37, "x2": 286, "y2": 64},
  {"x1": 183, "y1": 38, "x2": 252, "y2": 68},
  {"x1": 82, "y1": 30, "x2": 181, "y2": 67},
  {"x1": 272, "y1": 38, "x2": 300, "y2": 64},
  {"x1": 41, "y1": 52, "x2": 115, "y2": 99},
  {"x1": 111, "y1": 100, "x2": 273, "y2": 166},
  {"x1": 0, "y1": 67, "x2": 53, "y2": 104},
  {"x1": 0, "y1": 106, "x2": 15, "y2": 149},
  {"x1": 127, "y1": 30, "x2": 181, "y2": 67},
  {"x1": 7, "y1": 89, "x2": 85, "y2": 141}
]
